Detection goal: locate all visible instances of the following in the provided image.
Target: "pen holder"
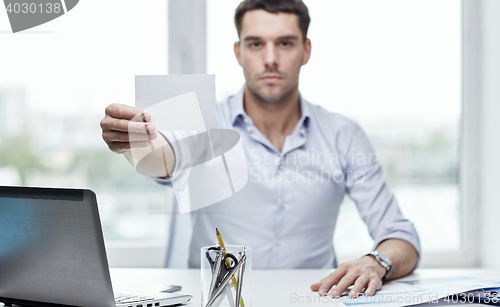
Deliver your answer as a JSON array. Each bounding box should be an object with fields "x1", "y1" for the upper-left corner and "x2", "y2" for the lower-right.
[{"x1": 201, "y1": 245, "x2": 252, "y2": 307}]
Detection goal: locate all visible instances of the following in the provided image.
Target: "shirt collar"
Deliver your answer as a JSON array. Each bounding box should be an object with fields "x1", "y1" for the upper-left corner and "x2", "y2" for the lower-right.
[
  {"x1": 229, "y1": 85, "x2": 311, "y2": 128},
  {"x1": 229, "y1": 86, "x2": 246, "y2": 125}
]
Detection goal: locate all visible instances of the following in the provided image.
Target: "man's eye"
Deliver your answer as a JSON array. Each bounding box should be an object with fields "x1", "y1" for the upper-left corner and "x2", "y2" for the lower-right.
[
  {"x1": 280, "y1": 41, "x2": 292, "y2": 47},
  {"x1": 250, "y1": 42, "x2": 261, "y2": 48}
]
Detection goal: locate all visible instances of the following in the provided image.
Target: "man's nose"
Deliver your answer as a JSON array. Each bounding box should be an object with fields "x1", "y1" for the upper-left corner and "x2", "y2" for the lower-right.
[{"x1": 264, "y1": 43, "x2": 279, "y2": 70}]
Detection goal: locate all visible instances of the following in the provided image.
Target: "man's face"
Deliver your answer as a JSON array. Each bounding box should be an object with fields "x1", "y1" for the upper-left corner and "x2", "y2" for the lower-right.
[{"x1": 235, "y1": 10, "x2": 311, "y2": 104}]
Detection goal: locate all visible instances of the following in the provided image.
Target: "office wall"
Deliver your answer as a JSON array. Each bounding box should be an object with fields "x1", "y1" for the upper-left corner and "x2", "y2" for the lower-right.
[
  {"x1": 480, "y1": 0, "x2": 500, "y2": 268},
  {"x1": 106, "y1": 244, "x2": 167, "y2": 268}
]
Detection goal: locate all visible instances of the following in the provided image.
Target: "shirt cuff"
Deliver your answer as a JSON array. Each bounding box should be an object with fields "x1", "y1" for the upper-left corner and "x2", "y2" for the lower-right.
[{"x1": 147, "y1": 174, "x2": 173, "y2": 187}]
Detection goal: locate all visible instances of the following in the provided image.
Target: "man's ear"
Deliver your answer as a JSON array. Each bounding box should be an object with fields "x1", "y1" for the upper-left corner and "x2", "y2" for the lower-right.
[
  {"x1": 302, "y1": 38, "x2": 311, "y2": 65},
  {"x1": 234, "y1": 41, "x2": 243, "y2": 67}
]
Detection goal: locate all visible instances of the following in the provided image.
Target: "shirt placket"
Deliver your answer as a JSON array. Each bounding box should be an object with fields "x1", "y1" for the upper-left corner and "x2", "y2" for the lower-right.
[
  {"x1": 266, "y1": 152, "x2": 288, "y2": 268},
  {"x1": 241, "y1": 113, "x2": 308, "y2": 268}
]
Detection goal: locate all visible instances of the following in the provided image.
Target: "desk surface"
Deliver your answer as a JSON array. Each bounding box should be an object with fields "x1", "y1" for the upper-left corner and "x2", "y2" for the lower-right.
[
  {"x1": 0, "y1": 269, "x2": 496, "y2": 306},
  {"x1": 109, "y1": 268, "x2": 499, "y2": 306}
]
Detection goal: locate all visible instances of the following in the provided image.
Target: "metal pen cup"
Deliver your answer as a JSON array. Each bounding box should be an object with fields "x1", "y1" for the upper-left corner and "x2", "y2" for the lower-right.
[{"x1": 201, "y1": 245, "x2": 252, "y2": 307}]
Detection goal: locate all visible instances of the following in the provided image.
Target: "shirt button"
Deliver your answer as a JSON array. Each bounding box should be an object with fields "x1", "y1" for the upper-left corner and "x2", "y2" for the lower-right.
[
  {"x1": 276, "y1": 240, "x2": 281, "y2": 246},
  {"x1": 280, "y1": 202, "x2": 286, "y2": 208},
  {"x1": 278, "y1": 164, "x2": 283, "y2": 171}
]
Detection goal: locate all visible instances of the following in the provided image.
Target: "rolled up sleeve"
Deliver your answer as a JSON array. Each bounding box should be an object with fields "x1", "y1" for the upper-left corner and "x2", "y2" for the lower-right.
[{"x1": 343, "y1": 123, "x2": 421, "y2": 266}]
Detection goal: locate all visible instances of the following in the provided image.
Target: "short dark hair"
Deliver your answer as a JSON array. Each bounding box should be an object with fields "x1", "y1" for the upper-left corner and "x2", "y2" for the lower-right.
[{"x1": 234, "y1": 0, "x2": 311, "y2": 42}]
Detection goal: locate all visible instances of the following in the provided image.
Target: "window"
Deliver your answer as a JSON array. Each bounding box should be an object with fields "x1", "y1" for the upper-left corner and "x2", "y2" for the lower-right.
[
  {"x1": 207, "y1": 0, "x2": 462, "y2": 263},
  {"x1": 0, "y1": 1, "x2": 170, "y2": 251},
  {"x1": 1, "y1": 0, "x2": 467, "y2": 267}
]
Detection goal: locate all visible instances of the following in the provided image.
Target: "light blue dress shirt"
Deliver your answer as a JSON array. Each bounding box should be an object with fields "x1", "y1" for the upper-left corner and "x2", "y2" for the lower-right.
[{"x1": 152, "y1": 87, "x2": 420, "y2": 269}]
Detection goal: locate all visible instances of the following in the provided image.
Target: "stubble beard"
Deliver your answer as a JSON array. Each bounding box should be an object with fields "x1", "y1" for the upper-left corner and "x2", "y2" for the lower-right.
[{"x1": 247, "y1": 78, "x2": 297, "y2": 106}]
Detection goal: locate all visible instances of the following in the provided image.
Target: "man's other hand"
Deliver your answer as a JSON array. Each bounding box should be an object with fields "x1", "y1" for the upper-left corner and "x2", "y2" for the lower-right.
[
  {"x1": 100, "y1": 103, "x2": 158, "y2": 154},
  {"x1": 310, "y1": 256, "x2": 386, "y2": 298}
]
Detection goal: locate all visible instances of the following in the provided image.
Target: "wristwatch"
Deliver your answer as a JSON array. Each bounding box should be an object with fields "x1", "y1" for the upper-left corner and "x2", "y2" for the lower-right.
[{"x1": 365, "y1": 251, "x2": 392, "y2": 280}]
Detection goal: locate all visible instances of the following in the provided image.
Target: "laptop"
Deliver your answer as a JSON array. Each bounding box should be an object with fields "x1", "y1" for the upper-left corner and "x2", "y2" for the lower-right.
[{"x1": 0, "y1": 186, "x2": 192, "y2": 307}]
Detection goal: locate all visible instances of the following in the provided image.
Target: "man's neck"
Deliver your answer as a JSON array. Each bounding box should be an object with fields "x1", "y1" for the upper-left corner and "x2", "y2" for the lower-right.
[{"x1": 243, "y1": 85, "x2": 301, "y2": 152}]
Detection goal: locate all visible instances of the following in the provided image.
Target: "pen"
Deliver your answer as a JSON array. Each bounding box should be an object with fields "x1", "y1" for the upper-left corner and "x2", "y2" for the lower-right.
[{"x1": 216, "y1": 228, "x2": 245, "y2": 307}]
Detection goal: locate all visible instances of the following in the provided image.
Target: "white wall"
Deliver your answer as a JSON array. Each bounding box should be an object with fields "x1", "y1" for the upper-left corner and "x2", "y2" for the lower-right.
[
  {"x1": 480, "y1": 0, "x2": 500, "y2": 268},
  {"x1": 103, "y1": 0, "x2": 500, "y2": 269},
  {"x1": 107, "y1": 243, "x2": 167, "y2": 268}
]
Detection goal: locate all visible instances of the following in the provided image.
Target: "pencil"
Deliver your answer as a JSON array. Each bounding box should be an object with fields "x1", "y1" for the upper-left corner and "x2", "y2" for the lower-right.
[{"x1": 216, "y1": 228, "x2": 245, "y2": 307}]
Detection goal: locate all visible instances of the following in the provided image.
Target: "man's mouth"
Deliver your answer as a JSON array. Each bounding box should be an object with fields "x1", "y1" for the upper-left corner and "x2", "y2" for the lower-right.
[{"x1": 260, "y1": 75, "x2": 283, "y2": 84}]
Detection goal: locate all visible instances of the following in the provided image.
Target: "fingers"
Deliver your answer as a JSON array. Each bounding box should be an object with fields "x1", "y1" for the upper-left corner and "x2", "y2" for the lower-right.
[
  {"x1": 107, "y1": 141, "x2": 152, "y2": 154},
  {"x1": 312, "y1": 261, "x2": 383, "y2": 299},
  {"x1": 310, "y1": 282, "x2": 321, "y2": 291},
  {"x1": 101, "y1": 103, "x2": 154, "y2": 133},
  {"x1": 101, "y1": 121, "x2": 157, "y2": 155},
  {"x1": 101, "y1": 116, "x2": 156, "y2": 134},
  {"x1": 310, "y1": 276, "x2": 329, "y2": 291},
  {"x1": 331, "y1": 273, "x2": 358, "y2": 298},
  {"x1": 102, "y1": 130, "x2": 158, "y2": 143},
  {"x1": 105, "y1": 103, "x2": 149, "y2": 121},
  {"x1": 349, "y1": 275, "x2": 369, "y2": 298},
  {"x1": 314, "y1": 266, "x2": 347, "y2": 296},
  {"x1": 101, "y1": 104, "x2": 158, "y2": 154},
  {"x1": 310, "y1": 282, "x2": 323, "y2": 291},
  {"x1": 364, "y1": 278, "x2": 382, "y2": 297}
]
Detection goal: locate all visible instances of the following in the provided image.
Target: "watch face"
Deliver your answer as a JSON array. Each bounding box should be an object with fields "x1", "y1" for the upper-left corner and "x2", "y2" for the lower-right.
[{"x1": 377, "y1": 251, "x2": 392, "y2": 267}]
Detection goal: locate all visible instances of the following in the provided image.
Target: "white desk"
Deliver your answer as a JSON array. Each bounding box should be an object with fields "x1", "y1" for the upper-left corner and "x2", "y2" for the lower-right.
[{"x1": 110, "y1": 268, "x2": 500, "y2": 306}]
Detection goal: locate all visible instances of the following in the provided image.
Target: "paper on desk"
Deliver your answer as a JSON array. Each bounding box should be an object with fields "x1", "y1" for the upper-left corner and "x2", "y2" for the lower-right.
[
  {"x1": 364, "y1": 276, "x2": 500, "y2": 306},
  {"x1": 297, "y1": 276, "x2": 500, "y2": 307}
]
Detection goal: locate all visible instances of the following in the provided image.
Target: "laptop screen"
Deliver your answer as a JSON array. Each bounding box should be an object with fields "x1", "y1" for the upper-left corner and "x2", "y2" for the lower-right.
[{"x1": 0, "y1": 186, "x2": 116, "y2": 307}]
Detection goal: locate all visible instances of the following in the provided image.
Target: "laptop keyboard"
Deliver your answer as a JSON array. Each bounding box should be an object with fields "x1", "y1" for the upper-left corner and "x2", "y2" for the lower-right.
[{"x1": 114, "y1": 293, "x2": 159, "y2": 305}]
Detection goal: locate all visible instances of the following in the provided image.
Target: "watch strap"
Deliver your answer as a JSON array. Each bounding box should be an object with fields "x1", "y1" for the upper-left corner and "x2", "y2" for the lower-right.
[{"x1": 365, "y1": 251, "x2": 392, "y2": 280}]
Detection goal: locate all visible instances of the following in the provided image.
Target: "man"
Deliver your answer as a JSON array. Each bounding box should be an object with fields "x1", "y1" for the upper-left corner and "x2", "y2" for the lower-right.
[{"x1": 100, "y1": 0, "x2": 420, "y2": 298}]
